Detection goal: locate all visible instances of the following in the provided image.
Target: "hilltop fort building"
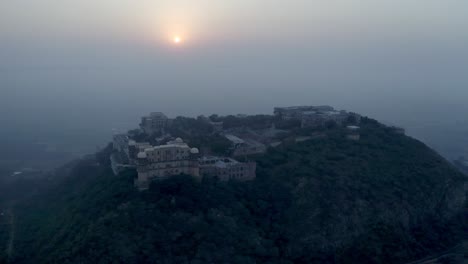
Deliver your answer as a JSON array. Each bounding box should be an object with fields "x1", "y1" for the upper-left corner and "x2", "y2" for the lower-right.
[
  {"x1": 140, "y1": 112, "x2": 170, "y2": 135},
  {"x1": 274, "y1": 105, "x2": 361, "y2": 128},
  {"x1": 134, "y1": 138, "x2": 200, "y2": 190}
]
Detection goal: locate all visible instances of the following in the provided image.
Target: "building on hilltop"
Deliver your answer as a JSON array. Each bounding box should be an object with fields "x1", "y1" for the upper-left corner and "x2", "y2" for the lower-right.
[
  {"x1": 140, "y1": 112, "x2": 170, "y2": 135},
  {"x1": 199, "y1": 156, "x2": 256, "y2": 181},
  {"x1": 233, "y1": 138, "x2": 266, "y2": 156},
  {"x1": 301, "y1": 111, "x2": 361, "y2": 129},
  {"x1": 225, "y1": 134, "x2": 245, "y2": 148},
  {"x1": 273, "y1": 106, "x2": 360, "y2": 129},
  {"x1": 134, "y1": 138, "x2": 200, "y2": 190},
  {"x1": 225, "y1": 134, "x2": 266, "y2": 156},
  {"x1": 301, "y1": 110, "x2": 349, "y2": 128},
  {"x1": 274, "y1": 105, "x2": 335, "y2": 120}
]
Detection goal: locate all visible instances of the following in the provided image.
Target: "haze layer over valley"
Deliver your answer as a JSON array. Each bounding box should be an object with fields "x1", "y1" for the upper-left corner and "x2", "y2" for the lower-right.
[{"x1": 1, "y1": 1, "x2": 468, "y2": 168}]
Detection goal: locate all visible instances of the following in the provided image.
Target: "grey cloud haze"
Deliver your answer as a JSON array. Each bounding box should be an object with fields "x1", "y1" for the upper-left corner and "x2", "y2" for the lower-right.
[{"x1": 1, "y1": 0, "x2": 468, "y2": 159}]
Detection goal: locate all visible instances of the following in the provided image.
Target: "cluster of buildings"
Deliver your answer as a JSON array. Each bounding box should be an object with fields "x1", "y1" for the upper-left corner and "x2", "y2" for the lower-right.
[
  {"x1": 112, "y1": 112, "x2": 258, "y2": 190},
  {"x1": 112, "y1": 106, "x2": 366, "y2": 190},
  {"x1": 274, "y1": 105, "x2": 361, "y2": 129}
]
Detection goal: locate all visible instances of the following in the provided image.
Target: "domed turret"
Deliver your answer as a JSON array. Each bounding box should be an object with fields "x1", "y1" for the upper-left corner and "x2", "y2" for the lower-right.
[
  {"x1": 190, "y1": 148, "x2": 200, "y2": 154},
  {"x1": 175, "y1": 137, "x2": 183, "y2": 143}
]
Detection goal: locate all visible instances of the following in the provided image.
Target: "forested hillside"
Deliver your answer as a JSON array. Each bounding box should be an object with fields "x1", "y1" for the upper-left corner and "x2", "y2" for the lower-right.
[{"x1": 2, "y1": 118, "x2": 466, "y2": 264}]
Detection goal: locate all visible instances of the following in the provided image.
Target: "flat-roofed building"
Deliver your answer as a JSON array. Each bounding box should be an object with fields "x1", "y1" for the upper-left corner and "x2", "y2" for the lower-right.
[
  {"x1": 140, "y1": 112, "x2": 170, "y2": 135},
  {"x1": 135, "y1": 138, "x2": 200, "y2": 190},
  {"x1": 199, "y1": 156, "x2": 256, "y2": 181},
  {"x1": 225, "y1": 134, "x2": 245, "y2": 147},
  {"x1": 232, "y1": 138, "x2": 266, "y2": 157},
  {"x1": 225, "y1": 134, "x2": 266, "y2": 156},
  {"x1": 274, "y1": 105, "x2": 334, "y2": 120},
  {"x1": 301, "y1": 110, "x2": 359, "y2": 128}
]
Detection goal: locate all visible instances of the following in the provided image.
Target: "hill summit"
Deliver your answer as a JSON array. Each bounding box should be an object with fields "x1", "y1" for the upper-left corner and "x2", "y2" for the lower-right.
[{"x1": 1, "y1": 108, "x2": 466, "y2": 264}]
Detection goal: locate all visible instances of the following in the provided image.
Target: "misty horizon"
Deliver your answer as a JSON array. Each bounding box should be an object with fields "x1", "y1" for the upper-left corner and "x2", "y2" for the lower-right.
[{"x1": 1, "y1": 0, "x2": 468, "y2": 160}]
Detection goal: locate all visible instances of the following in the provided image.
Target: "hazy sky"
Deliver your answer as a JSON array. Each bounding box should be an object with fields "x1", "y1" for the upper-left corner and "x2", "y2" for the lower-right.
[{"x1": 1, "y1": 1, "x2": 468, "y2": 157}]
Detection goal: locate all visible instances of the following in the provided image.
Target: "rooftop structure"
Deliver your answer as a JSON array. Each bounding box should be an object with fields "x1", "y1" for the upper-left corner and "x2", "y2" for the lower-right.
[
  {"x1": 233, "y1": 138, "x2": 266, "y2": 157},
  {"x1": 225, "y1": 134, "x2": 245, "y2": 145},
  {"x1": 225, "y1": 134, "x2": 266, "y2": 156}
]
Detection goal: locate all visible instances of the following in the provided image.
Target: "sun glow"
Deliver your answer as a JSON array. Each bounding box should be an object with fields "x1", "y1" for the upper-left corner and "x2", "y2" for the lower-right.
[
  {"x1": 140, "y1": 2, "x2": 209, "y2": 47},
  {"x1": 173, "y1": 36, "x2": 182, "y2": 44}
]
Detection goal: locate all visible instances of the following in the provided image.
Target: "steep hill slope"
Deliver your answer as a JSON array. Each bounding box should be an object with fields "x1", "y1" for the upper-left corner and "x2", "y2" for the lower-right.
[{"x1": 4, "y1": 118, "x2": 467, "y2": 264}]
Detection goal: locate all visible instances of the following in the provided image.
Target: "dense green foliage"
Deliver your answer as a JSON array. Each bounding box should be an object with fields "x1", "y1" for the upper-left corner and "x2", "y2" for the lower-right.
[
  {"x1": 169, "y1": 117, "x2": 232, "y2": 155},
  {"x1": 2, "y1": 118, "x2": 467, "y2": 264}
]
